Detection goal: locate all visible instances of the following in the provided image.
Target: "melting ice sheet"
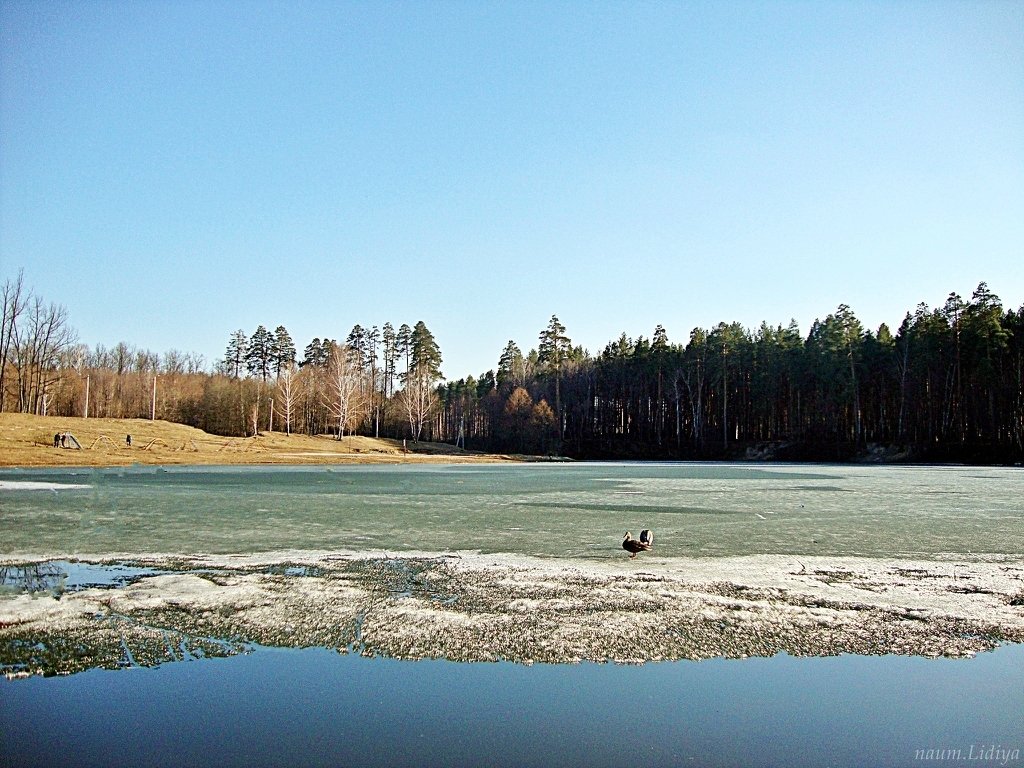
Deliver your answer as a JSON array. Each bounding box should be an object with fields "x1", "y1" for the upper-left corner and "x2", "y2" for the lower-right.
[{"x1": 0, "y1": 462, "x2": 1021, "y2": 559}]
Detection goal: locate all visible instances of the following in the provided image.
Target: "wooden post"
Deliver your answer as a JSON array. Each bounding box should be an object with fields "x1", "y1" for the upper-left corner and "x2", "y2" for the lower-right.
[
  {"x1": 151, "y1": 375, "x2": 157, "y2": 421},
  {"x1": 84, "y1": 374, "x2": 90, "y2": 419}
]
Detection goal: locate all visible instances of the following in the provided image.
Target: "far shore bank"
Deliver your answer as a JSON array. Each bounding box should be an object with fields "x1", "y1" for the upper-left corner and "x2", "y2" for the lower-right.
[
  {"x1": 5, "y1": 413, "x2": 1018, "y2": 469},
  {"x1": 0, "y1": 413, "x2": 529, "y2": 468}
]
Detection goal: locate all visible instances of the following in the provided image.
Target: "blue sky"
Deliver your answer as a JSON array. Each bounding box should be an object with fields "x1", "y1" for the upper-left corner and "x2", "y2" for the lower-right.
[{"x1": 2, "y1": 0, "x2": 1022, "y2": 380}]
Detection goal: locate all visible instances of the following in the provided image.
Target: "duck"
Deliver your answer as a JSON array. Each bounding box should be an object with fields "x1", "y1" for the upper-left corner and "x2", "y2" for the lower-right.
[{"x1": 622, "y1": 529, "x2": 654, "y2": 558}]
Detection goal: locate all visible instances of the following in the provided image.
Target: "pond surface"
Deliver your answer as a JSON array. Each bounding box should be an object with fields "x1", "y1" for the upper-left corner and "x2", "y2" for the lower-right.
[
  {"x1": 2, "y1": 463, "x2": 1022, "y2": 765},
  {"x1": 0, "y1": 463, "x2": 1021, "y2": 560},
  {"x1": 2, "y1": 643, "x2": 1021, "y2": 768}
]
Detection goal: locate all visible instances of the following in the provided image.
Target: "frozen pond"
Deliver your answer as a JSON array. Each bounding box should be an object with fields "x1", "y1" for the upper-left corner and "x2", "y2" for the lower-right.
[
  {"x1": 2, "y1": 463, "x2": 1022, "y2": 766},
  {"x1": 2, "y1": 643, "x2": 1022, "y2": 768},
  {"x1": 0, "y1": 463, "x2": 1020, "y2": 560}
]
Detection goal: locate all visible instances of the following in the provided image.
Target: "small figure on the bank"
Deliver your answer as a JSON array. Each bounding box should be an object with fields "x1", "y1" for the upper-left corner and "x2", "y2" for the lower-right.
[
  {"x1": 59, "y1": 432, "x2": 67, "y2": 448},
  {"x1": 622, "y1": 529, "x2": 654, "y2": 559},
  {"x1": 126, "y1": 434, "x2": 132, "y2": 447},
  {"x1": 54, "y1": 433, "x2": 61, "y2": 448}
]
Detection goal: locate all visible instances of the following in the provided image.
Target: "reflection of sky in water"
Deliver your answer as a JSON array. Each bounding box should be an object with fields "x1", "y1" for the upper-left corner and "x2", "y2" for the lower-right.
[
  {"x1": 3, "y1": 644, "x2": 1022, "y2": 768},
  {"x1": 0, "y1": 561, "x2": 167, "y2": 594},
  {"x1": 0, "y1": 463, "x2": 1021, "y2": 559}
]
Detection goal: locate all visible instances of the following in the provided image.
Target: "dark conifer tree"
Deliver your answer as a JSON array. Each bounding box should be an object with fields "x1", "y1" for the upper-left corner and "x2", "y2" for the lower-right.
[
  {"x1": 224, "y1": 330, "x2": 248, "y2": 379},
  {"x1": 272, "y1": 326, "x2": 296, "y2": 377},
  {"x1": 301, "y1": 338, "x2": 325, "y2": 368},
  {"x1": 538, "y1": 315, "x2": 571, "y2": 437},
  {"x1": 246, "y1": 325, "x2": 275, "y2": 382}
]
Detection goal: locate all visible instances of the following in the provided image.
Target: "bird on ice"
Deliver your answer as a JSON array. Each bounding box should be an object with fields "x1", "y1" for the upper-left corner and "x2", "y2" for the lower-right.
[{"x1": 622, "y1": 529, "x2": 654, "y2": 558}]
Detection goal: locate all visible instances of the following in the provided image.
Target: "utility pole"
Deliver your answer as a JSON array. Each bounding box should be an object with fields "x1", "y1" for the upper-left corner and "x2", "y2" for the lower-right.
[{"x1": 84, "y1": 374, "x2": 90, "y2": 419}]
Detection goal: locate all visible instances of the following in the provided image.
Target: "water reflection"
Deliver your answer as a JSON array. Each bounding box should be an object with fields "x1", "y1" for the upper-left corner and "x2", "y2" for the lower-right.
[
  {"x1": 0, "y1": 561, "x2": 167, "y2": 596},
  {"x1": 0, "y1": 563, "x2": 67, "y2": 596},
  {"x1": 2, "y1": 644, "x2": 1021, "y2": 768}
]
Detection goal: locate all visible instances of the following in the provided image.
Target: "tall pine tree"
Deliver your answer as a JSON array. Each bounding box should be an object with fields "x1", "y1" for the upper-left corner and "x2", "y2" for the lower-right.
[
  {"x1": 272, "y1": 325, "x2": 296, "y2": 377},
  {"x1": 224, "y1": 330, "x2": 248, "y2": 379},
  {"x1": 538, "y1": 315, "x2": 571, "y2": 437},
  {"x1": 246, "y1": 325, "x2": 275, "y2": 382}
]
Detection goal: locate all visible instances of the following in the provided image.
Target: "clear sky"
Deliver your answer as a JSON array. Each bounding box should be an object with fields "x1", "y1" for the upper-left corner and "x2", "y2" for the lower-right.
[{"x1": 2, "y1": 0, "x2": 1022, "y2": 380}]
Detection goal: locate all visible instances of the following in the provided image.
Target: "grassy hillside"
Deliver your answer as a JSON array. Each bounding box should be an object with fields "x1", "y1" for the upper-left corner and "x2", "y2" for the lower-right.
[{"x1": 0, "y1": 413, "x2": 512, "y2": 467}]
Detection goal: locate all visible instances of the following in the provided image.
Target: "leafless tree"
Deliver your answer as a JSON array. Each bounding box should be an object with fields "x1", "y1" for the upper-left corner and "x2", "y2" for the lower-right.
[
  {"x1": 324, "y1": 344, "x2": 366, "y2": 439},
  {"x1": 400, "y1": 375, "x2": 438, "y2": 442},
  {"x1": 12, "y1": 296, "x2": 76, "y2": 414},
  {"x1": 277, "y1": 361, "x2": 301, "y2": 435},
  {"x1": 0, "y1": 271, "x2": 28, "y2": 412}
]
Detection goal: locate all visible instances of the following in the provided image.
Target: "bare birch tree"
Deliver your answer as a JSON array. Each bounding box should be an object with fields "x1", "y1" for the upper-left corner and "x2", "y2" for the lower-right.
[
  {"x1": 400, "y1": 375, "x2": 438, "y2": 442},
  {"x1": 324, "y1": 343, "x2": 365, "y2": 439},
  {"x1": 277, "y1": 361, "x2": 300, "y2": 435}
]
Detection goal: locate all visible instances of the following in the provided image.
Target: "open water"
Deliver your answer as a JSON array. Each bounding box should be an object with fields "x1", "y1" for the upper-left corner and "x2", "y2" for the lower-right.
[
  {"x1": 2, "y1": 643, "x2": 1022, "y2": 768},
  {"x1": 0, "y1": 462, "x2": 1021, "y2": 559}
]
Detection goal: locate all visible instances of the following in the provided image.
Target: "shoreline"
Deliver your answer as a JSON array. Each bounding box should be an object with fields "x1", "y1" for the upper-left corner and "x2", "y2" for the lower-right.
[
  {"x1": 6, "y1": 415, "x2": 1022, "y2": 470},
  {"x1": 0, "y1": 413, "x2": 528, "y2": 469},
  {"x1": 3, "y1": 550, "x2": 1022, "y2": 677}
]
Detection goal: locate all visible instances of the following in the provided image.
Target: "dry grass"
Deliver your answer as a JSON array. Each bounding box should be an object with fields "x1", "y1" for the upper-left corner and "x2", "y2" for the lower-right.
[{"x1": 0, "y1": 413, "x2": 517, "y2": 467}]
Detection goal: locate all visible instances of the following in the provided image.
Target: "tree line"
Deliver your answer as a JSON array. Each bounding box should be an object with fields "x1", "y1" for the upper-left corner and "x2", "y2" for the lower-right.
[
  {"x1": 0, "y1": 273, "x2": 448, "y2": 443},
  {"x1": 437, "y1": 282, "x2": 1022, "y2": 463},
  {"x1": 3, "y1": 270, "x2": 1021, "y2": 463},
  {"x1": 204, "y1": 320, "x2": 443, "y2": 440}
]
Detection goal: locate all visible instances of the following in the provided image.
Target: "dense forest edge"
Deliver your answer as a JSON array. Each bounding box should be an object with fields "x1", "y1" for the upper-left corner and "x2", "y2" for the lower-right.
[{"x1": 2, "y1": 270, "x2": 1022, "y2": 465}]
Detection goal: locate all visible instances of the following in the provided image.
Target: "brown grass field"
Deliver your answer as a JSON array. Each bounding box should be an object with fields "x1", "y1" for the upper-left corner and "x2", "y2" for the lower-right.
[{"x1": 0, "y1": 413, "x2": 518, "y2": 467}]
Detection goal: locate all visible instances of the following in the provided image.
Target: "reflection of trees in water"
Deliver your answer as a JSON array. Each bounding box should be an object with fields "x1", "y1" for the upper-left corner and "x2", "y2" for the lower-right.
[{"x1": 0, "y1": 563, "x2": 66, "y2": 594}]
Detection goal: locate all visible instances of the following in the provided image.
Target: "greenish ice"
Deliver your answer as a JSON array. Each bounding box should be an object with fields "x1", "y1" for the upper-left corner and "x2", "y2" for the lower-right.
[{"x1": 0, "y1": 463, "x2": 1020, "y2": 560}]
